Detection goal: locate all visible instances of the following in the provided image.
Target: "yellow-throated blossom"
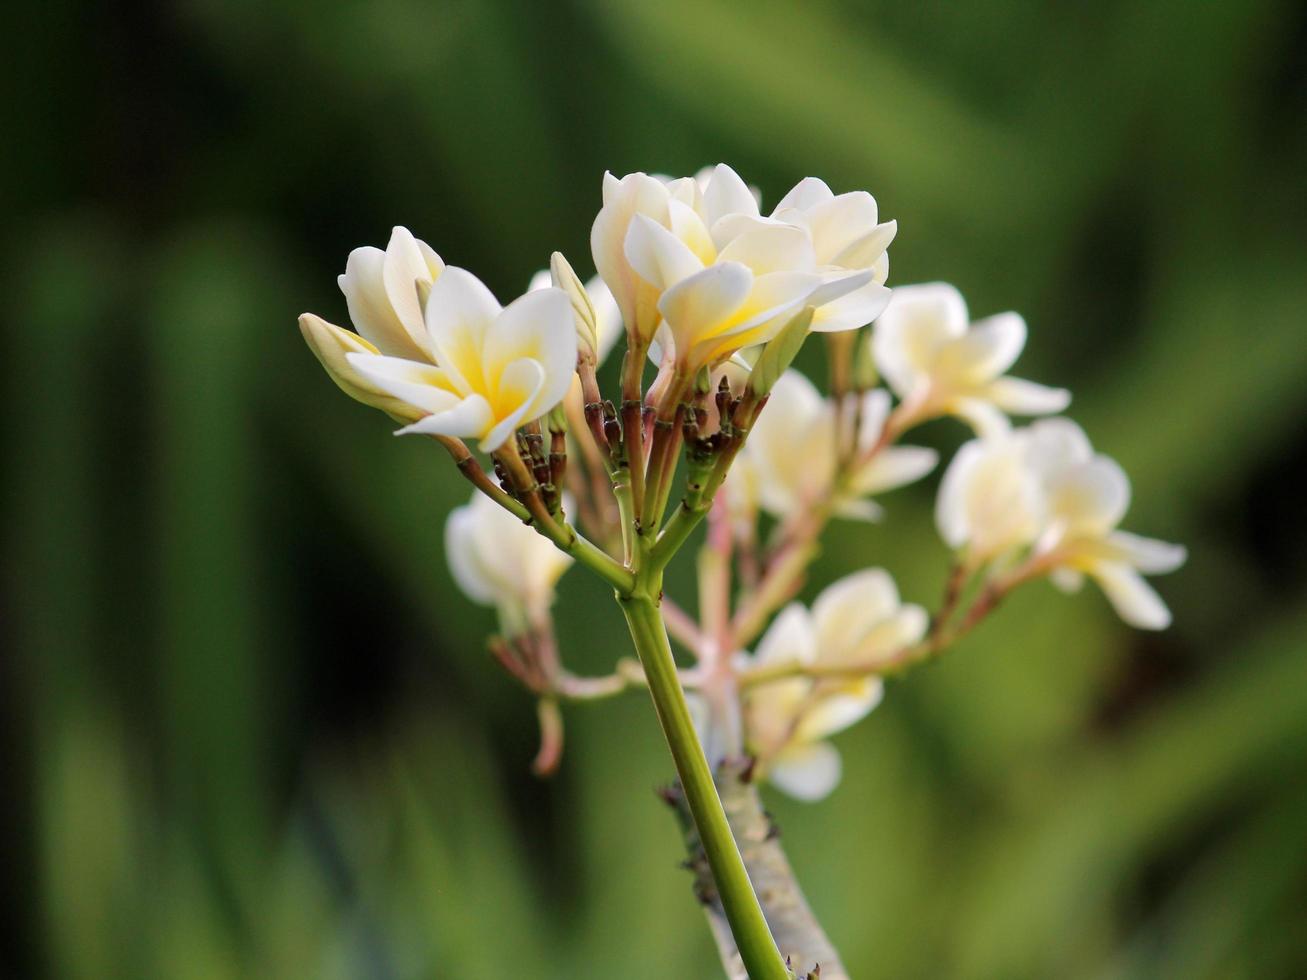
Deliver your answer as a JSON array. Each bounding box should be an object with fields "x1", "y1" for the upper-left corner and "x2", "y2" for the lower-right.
[
  {"x1": 342, "y1": 267, "x2": 578, "y2": 452},
  {"x1": 936, "y1": 418, "x2": 1186, "y2": 628},
  {"x1": 872, "y1": 282, "x2": 1069, "y2": 436},
  {"x1": 527, "y1": 257, "x2": 623, "y2": 366},
  {"x1": 591, "y1": 165, "x2": 893, "y2": 372},
  {"x1": 299, "y1": 226, "x2": 445, "y2": 419},
  {"x1": 742, "y1": 569, "x2": 928, "y2": 800},
  {"x1": 446, "y1": 490, "x2": 574, "y2": 634},
  {"x1": 737, "y1": 369, "x2": 937, "y2": 521}
]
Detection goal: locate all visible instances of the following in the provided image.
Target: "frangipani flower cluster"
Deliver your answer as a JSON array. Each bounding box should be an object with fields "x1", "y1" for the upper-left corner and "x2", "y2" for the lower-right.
[
  {"x1": 592, "y1": 165, "x2": 895, "y2": 373},
  {"x1": 742, "y1": 570, "x2": 927, "y2": 800},
  {"x1": 298, "y1": 163, "x2": 1188, "y2": 978},
  {"x1": 937, "y1": 418, "x2": 1186, "y2": 628}
]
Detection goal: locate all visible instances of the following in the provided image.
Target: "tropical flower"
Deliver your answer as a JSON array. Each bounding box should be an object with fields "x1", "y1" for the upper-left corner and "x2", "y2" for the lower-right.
[
  {"x1": 591, "y1": 165, "x2": 893, "y2": 373},
  {"x1": 445, "y1": 490, "x2": 574, "y2": 634},
  {"x1": 936, "y1": 418, "x2": 1186, "y2": 627},
  {"x1": 299, "y1": 226, "x2": 446, "y2": 418},
  {"x1": 872, "y1": 282, "x2": 1069, "y2": 436},
  {"x1": 742, "y1": 569, "x2": 928, "y2": 800},
  {"x1": 344, "y1": 267, "x2": 577, "y2": 452},
  {"x1": 739, "y1": 369, "x2": 937, "y2": 521}
]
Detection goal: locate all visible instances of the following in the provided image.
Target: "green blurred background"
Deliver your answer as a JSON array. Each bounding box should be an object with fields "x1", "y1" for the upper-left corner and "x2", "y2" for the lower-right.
[{"x1": 5, "y1": 0, "x2": 1307, "y2": 977}]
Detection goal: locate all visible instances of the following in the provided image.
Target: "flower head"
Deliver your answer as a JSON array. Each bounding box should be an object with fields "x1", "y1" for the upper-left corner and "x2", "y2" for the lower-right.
[
  {"x1": 592, "y1": 166, "x2": 894, "y2": 373},
  {"x1": 738, "y1": 369, "x2": 936, "y2": 521},
  {"x1": 873, "y1": 283, "x2": 1069, "y2": 436},
  {"x1": 446, "y1": 490, "x2": 573, "y2": 634},
  {"x1": 743, "y1": 569, "x2": 927, "y2": 800},
  {"x1": 342, "y1": 267, "x2": 577, "y2": 452},
  {"x1": 936, "y1": 418, "x2": 1186, "y2": 628}
]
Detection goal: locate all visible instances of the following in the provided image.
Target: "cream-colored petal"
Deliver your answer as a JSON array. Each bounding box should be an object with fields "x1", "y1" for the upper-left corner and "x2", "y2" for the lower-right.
[
  {"x1": 702, "y1": 163, "x2": 760, "y2": 232},
  {"x1": 850, "y1": 605, "x2": 929, "y2": 663},
  {"x1": 338, "y1": 245, "x2": 430, "y2": 362},
  {"x1": 1105, "y1": 530, "x2": 1187, "y2": 574},
  {"x1": 423, "y1": 267, "x2": 501, "y2": 396},
  {"x1": 666, "y1": 198, "x2": 717, "y2": 265},
  {"x1": 986, "y1": 376, "x2": 1071, "y2": 416},
  {"x1": 587, "y1": 276, "x2": 623, "y2": 365},
  {"x1": 1048, "y1": 456, "x2": 1131, "y2": 536},
  {"x1": 1090, "y1": 561, "x2": 1173, "y2": 630},
  {"x1": 483, "y1": 287, "x2": 577, "y2": 420},
  {"x1": 396, "y1": 393, "x2": 495, "y2": 441},
  {"x1": 1024, "y1": 418, "x2": 1094, "y2": 476},
  {"x1": 794, "y1": 679, "x2": 883, "y2": 742},
  {"x1": 766, "y1": 741, "x2": 843, "y2": 802},
  {"x1": 345, "y1": 351, "x2": 462, "y2": 416},
  {"x1": 591, "y1": 171, "x2": 671, "y2": 340},
  {"x1": 623, "y1": 213, "x2": 704, "y2": 291},
  {"x1": 298, "y1": 314, "x2": 421, "y2": 419},
  {"x1": 381, "y1": 226, "x2": 443, "y2": 358},
  {"x1": 657, "y1": 262, "x2": 754, "y2": 357},
  {"x1": 851, "y1": 445, "x2": 938, "y2": 496},
  {"x1": 810, "y1": 278, "x2": 891, "y2": 333},
  {"x1": 755, "y1": 603, "x2": 818, "y2": 666},
  {"x1": 773, "y1": 176, "x2": 834, "y2": 213},
  {"x1": 872, "y1": 282, "x2": 969, "y2": 396},
  {"x1": 935, "y1": 312, "x2": 1026, "y2": 384},
  {"x1": 479, "y1": 360, "x2": 545, "y2": 451},
  {"x1": 952, "y1": 397, "x2": 1012, "y2": 437},
  {"x1": 812, "y1": 568, "x2": 900, "y2": 659},
  {"x1": 716, "y1": 221, "x2": 816, "y2": 276},
  {"x1": 832, "y1": 220, "x2": 897, "y2": 271},
  {"x1": 806, "y1": 191, "x2": 880, "y2": 265},
  {"x1": 445, "y1": 502, "x2": 499, "y2": 606}
]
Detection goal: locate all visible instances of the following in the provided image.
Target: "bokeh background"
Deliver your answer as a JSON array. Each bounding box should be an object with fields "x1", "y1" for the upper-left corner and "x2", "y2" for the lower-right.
[{"x1": 5, "y1": 1, "x2": 1307, "y2": 977}]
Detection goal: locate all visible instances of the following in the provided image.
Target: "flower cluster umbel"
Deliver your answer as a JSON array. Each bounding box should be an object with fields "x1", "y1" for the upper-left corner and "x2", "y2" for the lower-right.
[{"x1": 300, "y1": 164, "x2": 1184, "y2": 801}]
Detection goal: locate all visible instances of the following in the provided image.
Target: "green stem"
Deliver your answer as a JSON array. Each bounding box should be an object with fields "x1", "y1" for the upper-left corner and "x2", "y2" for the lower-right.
[{"x1": 619, "y1": 588, "x2": 789, "y2": 980}]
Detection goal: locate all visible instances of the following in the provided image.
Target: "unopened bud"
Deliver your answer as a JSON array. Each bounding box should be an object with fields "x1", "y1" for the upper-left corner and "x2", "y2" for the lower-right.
[{"x1": 550, "y1": 251, "x2": 599, "y2": 362}]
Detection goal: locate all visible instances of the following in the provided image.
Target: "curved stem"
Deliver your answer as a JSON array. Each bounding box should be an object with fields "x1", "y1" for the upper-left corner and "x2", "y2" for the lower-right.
[{"x1": 619, "y1": 591, "x2": 790, "y2": 980}]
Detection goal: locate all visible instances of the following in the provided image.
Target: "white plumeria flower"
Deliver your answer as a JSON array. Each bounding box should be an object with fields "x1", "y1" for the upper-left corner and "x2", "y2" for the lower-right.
[
  {"x1": 445, "y1": 490, "x2": 574, "y2": 635},
  {"x1": 345, "y1": 267, "x2": 577, "y2": 452},
  {"x1": 300, "y1": 226, "x2": 446, "y2": 419},
  {"x1": 936, "y1": 419, "x2": 1186, "y2": 628},
  {"x1": 592, "y1": 165, "x2": 889, "y2": 373},
  {"x1": 738, "y1": 369, "x2": 936, "y2": 521},
  {"x1": 742, "y1": 569, "x2": 928, "y2": 801},
  {"x1": 872, "y1": 282, "x2": 1069, "y2": 436},
  {"x1": 1025, "y1": 419, "x2": 1187, "y2": 629},
  {"x1": 527, "y1": 263, "x2": 623, "y2": 366}
]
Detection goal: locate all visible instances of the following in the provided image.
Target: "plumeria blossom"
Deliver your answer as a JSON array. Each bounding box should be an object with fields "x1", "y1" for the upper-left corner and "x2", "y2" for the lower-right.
[
  {"x1": 742, "y1": 569, "x2": 928, "y2": 801},
  {"x1": 299, "y1": 226, "x2": 446, "y2": 419},
  {"x1": 937, "y1": 419, "x2": 1186, "y2": 628},
  {"x1": 343, "y1": 267, "x2": 577, "y2": 452},
  {"x1": 527, "y1": 258, "x2": 623, "y2": 366},
  {"x1": 872, "y1": 282, "x2": 1070, "y2": 436},
  {"x1": 446, "y1": 490, "x2": 574, "y2": 635},
  {"x1": 738, "y1": 369, "x2": 937, "y2": 521},
  {"x1": 591, "y1": 165, "x2": 893, "y2": 373}
]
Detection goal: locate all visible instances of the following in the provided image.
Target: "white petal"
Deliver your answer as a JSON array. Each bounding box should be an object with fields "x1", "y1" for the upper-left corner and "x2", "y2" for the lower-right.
[
  {"x1": 445, "y1": 503, "x2": 499, "y2": 605},
  {"x1": 806, "y1": 191, "x2": 880, "y2": 265},
  {"x1": 1025, "y1": 418, "x2": 1094, "y2": 475},
  {"x1": 299, "y1": 314, "x2": 420, "y2": 419},
  {"x1": 585, "y1": 276, "x2": 624, "y2": 364},
  {"x1": 346, "y1": 352, "x2": 461, "y2": 415},
  {"x1": 423, "y1": 267, "x2": 502, "y2": 395},
  {"x1": 811, "y1": 278, "x2": 891, "y2": 332},
  {"x1": 832, "y1": 220, "x2": 897, "y2": 271},
  {"x1": 657, "y1": 262, "x2": 754, "y2": 356},
  {"x1": 590, "y1": 172, "x2": 670, "y2": 338},
  {"x1": 478, "y1": 359, "x2": 546, "y2": 451},
  {"x1": 935, "y1": 440, "x2": 985, "y2": 549},
  {"x1": 773, "y1": 176, "x2": 833, "y2": 213},
  {"x1": 805, "y1": 267, "x2": 875, "y2": 309},
  {"x1": 702, "y1": 163, "x2": 761, "y2": 231},
  {"x1": 339, "y1": 245, "x2": 429, "y2": 361},
  {"x1": 986, "y1": 376, "x2": 1071, "y2": 416},
  {"x1": 952, "y1": 397, "x2": 1012, "y2": 438},
  {"x1": 717, "y1": 222, "x2": 817, "y2": 276},
  {"x1": 666, "y1": 198, "x2": 717, "y2": 265},
  {"x1": 1091, "y1": 562, "x2": 1173, "y2": 630},
  {"x1": 852, "y1": 605, "x2": 930, "y2": 662},
  {"x1": 1050, "y1": 568, "x2": 1085, "y2": 593},
  {"x1": 872, "y1": 282, "x2": 969, "y2": 397},
  {"x1": 812, "y1": 568, "x2": 899, "y2": 658},
  {"x1": 396, "y1": 393, "x2": 496, "y2": 441},
  {"x1": 852, "y1": 445, "x2": 938, "y2": 495},
  {"x1": 623, "y1": 213, "x2": 704, "y2": 291},
  {"x1": 936, "y1": 312, "x2": 1026, "y2": 384},
  {"x1": 794, "y1": 680, "x2": 883, "y2": 743},
  {"x1": 1049, "y1": 456, "x2": 1131, "y2": 536},
  {"x1": 754, "y1": 603, "x2": 818, "y2": 665},
  {"x1": 382, "y1": 226, "x2": 443, "y2": 357},
  {"x1": 484, "y1": 287, "x2": 577, "y2": 420},
  {"x1": 1107, "y1": 530, "x2": 1187, "y2": 574},
  {"x1": 767, "y1": 741, "x2": 843, "y2": 801}
]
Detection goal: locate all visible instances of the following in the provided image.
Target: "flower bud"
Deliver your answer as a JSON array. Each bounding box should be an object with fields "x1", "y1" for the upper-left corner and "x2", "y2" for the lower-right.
[
  {"x1": 550, "y1": 251, "x2": 600, "y2": 363},
  {"x1": 298, "y1": 313, "x2": 422, "y2": 421}
]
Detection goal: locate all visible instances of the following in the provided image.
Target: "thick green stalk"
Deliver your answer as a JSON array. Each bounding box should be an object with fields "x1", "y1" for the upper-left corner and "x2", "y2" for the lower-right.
[{"x1": 618, "y1": 585, "x2": 790, "y2": 980}]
